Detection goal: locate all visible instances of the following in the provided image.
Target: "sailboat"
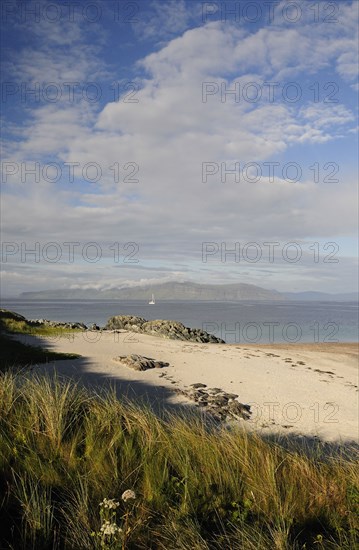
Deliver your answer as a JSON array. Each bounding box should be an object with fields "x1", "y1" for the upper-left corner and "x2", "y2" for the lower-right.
[{"x1": 149, "y1": 293, "x2": 155, "y2": 305}]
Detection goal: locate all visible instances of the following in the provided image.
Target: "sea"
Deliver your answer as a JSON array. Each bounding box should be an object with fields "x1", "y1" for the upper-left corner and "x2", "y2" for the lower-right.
[{"x1": 1, "y1": 299, "x2": 358, "y2": 344}]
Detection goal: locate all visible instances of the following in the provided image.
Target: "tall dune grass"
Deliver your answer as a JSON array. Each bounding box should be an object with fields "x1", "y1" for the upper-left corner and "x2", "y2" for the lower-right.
[{"x1": 0, "y1": 371, "x2": 358, "y2": 549}]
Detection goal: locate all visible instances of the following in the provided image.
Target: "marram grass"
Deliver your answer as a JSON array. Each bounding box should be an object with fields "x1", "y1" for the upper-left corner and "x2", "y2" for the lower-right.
[
  {"x1": 0, "y1": 372, "x2": 358, "y2": 549},
  {"x1": 0, "y1": 312, "x2": 81, "y2": 372}
]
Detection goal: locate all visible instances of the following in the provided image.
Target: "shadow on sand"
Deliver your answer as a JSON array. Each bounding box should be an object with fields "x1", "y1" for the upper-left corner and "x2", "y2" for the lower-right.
[
  {"x1": 9, "y1": 332, "x2": 359, "y2": 459},
  {"x1": 10, "y1": 332, "x2": 201, "y2": 419}
]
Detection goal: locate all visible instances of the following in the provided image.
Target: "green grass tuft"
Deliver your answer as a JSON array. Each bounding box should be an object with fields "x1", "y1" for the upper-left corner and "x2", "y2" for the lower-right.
[
  {"x1": 0, "y1": 310, "x2": 81, "y2": 372},
  {"x1": 0, "y1": 333, "x2": 81, "y2": 372}
]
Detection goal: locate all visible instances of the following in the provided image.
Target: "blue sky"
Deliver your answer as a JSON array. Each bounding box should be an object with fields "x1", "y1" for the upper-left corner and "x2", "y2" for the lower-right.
[{"x1": 1, "y1": 0, "x2": 358, "y2": 296}]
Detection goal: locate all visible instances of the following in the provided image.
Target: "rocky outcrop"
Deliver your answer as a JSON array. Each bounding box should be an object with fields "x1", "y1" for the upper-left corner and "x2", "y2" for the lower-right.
[
  {"x1": 177, "y1": 383, "x2": 251, "y2": 422},
  {"x1": 27, "y1": 319, "x2": 87, "y2": 330},
  {"x1": 0, "y1": 309, "x2": 87, "y2": 330},
  {"x1": 0, "y1": 309, "x2": 88, "y2": 333},
  {"x1": 105, "y1": 316, "x2": 224, "y2": 343},
  {"x1": 105, "y1": 315, "x2": 146, "y2": 331},
  {"x1": 113, "y1": 354, "x2": 170, "y2": 371},
  {"x1": 0, "y1": 309, "x2": 28, "y2": 322}
]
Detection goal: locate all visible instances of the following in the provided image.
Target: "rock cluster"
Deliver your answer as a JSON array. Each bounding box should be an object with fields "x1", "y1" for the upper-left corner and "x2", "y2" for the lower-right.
[
  {"x1": 105, "y1": 315, "x2": 145, "y2": 331},
  {"x1": 177, "y1": 383, "x2": 251, "y2": 422},
  {"x1": 27, "y1": 319, "x2": 87, "y2": 330},
  {"x1": 105, "y1": 315, "x2": 224, "y2": 343},
  {"x1": 113, "y1": 354, "x2": 170, "y2": 371}
]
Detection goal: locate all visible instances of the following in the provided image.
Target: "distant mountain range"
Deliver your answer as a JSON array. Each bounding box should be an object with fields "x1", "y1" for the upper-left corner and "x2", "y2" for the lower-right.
[
  {"x1": 19, "y1": 282, "x2": 358, "y2": 302},
  {"x1": 284, "y1": 291, "x2": 359, "y2": 302}
]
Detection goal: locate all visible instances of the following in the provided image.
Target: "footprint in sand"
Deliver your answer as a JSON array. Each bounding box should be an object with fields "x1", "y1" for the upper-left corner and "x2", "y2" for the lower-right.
[{"x1": 314, "y1": 369, "x2": 335, "y2": 375}]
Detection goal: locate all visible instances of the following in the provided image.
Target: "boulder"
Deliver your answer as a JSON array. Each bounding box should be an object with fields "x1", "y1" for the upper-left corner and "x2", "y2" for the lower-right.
[
  {"x1": 113, "y1": 354, "x2": 170, "y2": 371},
  {"x1": 105, "y1": 315, "x2": 146, "y2": 331},
  {"x1": 179, "y1": 383, "x2": 251, "y2": 423}
]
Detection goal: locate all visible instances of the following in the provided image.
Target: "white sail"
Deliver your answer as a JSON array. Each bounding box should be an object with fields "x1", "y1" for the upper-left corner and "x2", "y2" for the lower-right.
[{"x1": 149, "y1": 293, "x2": 155, "y2": 304}]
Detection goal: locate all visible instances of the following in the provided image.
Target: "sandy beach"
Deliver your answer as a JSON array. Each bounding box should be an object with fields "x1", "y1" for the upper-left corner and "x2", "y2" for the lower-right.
[{"x1": 16, "y1": 331, "x2": 359, "y2": 444}]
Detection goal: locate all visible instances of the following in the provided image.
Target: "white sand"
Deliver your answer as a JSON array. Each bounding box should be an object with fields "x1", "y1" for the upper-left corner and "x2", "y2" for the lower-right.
[{"x1": 16, "y1": 332, "x2": 359, "y2": 443}]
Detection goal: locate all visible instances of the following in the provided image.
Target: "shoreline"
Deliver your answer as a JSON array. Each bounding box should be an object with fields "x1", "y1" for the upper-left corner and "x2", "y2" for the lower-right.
[{"x1": 14, "y1": 330, "x2": 359, "y2": 445}]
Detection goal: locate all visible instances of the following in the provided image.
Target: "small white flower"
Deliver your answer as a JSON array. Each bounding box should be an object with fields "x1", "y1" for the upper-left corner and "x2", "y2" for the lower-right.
[
  {"x1": 100, "y1": 522, "x2": 122, "y2": 536},
  {"x1": 100, "y1": 497, "x2": 120, "y2": 510},
  {"x1": 121, "y1": 489, "x2": 136, "y2": 502}
]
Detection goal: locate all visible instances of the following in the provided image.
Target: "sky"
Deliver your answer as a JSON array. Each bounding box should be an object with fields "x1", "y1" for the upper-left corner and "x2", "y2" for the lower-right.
[{"x1": 0, "y1": 0, "x2": 358, "y2": 296}]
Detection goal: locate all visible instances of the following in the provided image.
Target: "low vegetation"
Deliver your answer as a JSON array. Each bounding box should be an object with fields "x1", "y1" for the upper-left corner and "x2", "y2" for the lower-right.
[
  {"x1": 0, "y1": 334, "x2": 80, "y2": 372},
  {"x1": 0, "y1": 309, "x2": 357, "y2": 548},
  {"x1": 0, "y1": 309, "x2": 83, "y2": 337},
  {"x1": 0, "y1": 373, "x2": 358, "y2": 549},
  {"x1": 0, "y1": 309, "x2": 81, "y2": 372}
]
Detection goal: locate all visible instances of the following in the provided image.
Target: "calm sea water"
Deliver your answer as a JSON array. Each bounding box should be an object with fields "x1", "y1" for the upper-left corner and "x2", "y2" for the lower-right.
[{"x1": 1, "y1": 299, "x2": 358, "y2": 344}]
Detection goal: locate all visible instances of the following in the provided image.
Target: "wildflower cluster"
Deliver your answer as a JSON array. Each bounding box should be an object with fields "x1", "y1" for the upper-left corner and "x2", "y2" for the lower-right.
[
  {"x1": 100, "y1": 521, "x2": 122, "y2": 537},
  {"x1": 92, "y1": 491, "x2": 137, "y2": 549},
  {"x1": 100, "y1": 498, "x2": 120, "y2": 510},
  {"x1": 121, "y1": 490, "x2": 136, "y2": 503}
]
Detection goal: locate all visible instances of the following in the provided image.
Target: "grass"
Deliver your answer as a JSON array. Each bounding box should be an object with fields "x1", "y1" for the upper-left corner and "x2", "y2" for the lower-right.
[
  {"x1": 0, "y1": 310, "x2": 81, "y2": 372},
  {"x1": 0, "y1": 313, "x2": 83, "y2": 337},
  {"x1": 0, "y1": 372, "x2": 358, "y2": 550},
  {"x1": 0, "y1": 334, "x2": 81, "y2": 372}
]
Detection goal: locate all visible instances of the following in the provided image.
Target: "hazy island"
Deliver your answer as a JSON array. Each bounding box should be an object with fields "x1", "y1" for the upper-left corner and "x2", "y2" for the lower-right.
[{"x1": 19, "y1": 281, "x2": 359, "y2": 301}]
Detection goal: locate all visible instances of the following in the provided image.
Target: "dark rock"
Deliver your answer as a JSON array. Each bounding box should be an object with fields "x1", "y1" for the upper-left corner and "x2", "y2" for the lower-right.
[
  {"x1": 180, "y1": 382, "x2": 251, "y2": 424},
  {"x1": 27, "y1": 319, "x2": 87, "y2": 330},
  {"x1": 222, "y1": 393, "x2": 239, "y2": 400},
  {"x1": 209, "y1": 396, "x2": 229, "y2": 407},
  {"x1": 198, "y1": 395, "x2": 209, "y2": 404},
  {"x1": 105, "y1": 315, "x2": 146, "y2": 331},
  {"x1": 104, "y1": 316, "x2": 224, "y2": 343},
  {"x1": 113, "y1": 354, "x2": 170, "y2": 371},
  {"x1": 207, "y1": 388, "x2": 223, "y2": 395},
  {"x1": 228, "y1": 401, "x2": 251, "y2": 419}
]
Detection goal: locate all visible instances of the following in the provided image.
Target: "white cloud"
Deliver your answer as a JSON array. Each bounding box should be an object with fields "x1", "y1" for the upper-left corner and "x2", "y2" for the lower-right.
[
  {"x1": 132, "y1": 0, "x2": 197, "y2": 42},
  {"x1": 2, "y1": 1, "x2": 358, "y2": 294}
]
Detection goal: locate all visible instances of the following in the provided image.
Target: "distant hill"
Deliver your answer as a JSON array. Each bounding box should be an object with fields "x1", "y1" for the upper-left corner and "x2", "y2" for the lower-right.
[
  {"x1": 19, "y1": 282, "x2": 358, "y2": 302},
  {"x1": 20, "y1": 281, "x2": 283, "y2": 301},
  {"x1": 284, "y1": 291, "x2": 359, "y2": 302}
]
